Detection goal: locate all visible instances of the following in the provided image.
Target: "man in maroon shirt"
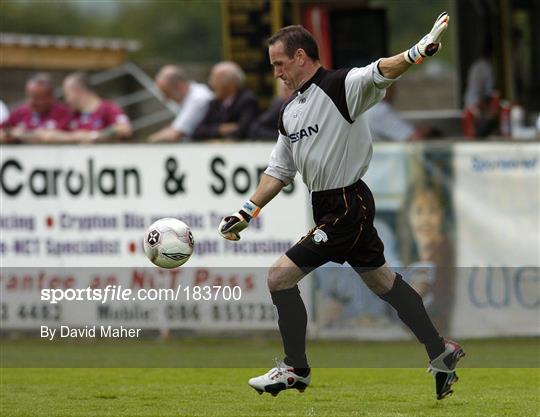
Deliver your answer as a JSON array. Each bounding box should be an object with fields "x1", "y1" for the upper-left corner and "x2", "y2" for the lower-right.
[
  {"x1": 33, "y1": 72, "x2": 132, "y2": 143},
  {"x1": 0, "y1": 73, "x2": 72, "y2": 143}
]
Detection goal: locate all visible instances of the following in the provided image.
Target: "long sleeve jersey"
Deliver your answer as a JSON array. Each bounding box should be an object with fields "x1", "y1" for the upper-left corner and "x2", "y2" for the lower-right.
[{"x1": 264, "y1": 61, "x2": 396, "y2": 191}]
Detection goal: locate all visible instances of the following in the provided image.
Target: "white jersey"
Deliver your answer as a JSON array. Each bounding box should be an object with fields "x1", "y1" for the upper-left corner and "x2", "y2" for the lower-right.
[
  {"x1": 171, "y1": 82, "x2": 213, "y2": 139},
  {"x1": 265, "y1": 60, "x2": 396, "y2": 191}
]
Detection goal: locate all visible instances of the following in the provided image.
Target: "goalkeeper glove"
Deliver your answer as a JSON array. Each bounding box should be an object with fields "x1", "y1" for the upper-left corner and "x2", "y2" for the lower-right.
[
  {"x1": 404, "y1": 12, "x2": 450, "y2": 64},
  {"x1": 218, "y1": 200, "x2": 261, "y2": 241}
]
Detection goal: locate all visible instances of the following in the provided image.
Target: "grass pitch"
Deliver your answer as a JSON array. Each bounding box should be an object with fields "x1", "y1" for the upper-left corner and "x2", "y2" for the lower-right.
[{"x1": 1, "y1": 338, "x2": 539, "y2": 417}]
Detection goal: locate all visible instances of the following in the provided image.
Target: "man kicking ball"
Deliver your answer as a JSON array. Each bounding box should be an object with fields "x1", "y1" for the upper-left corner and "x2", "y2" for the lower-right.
[{"x1": 218, "y1": 12, "x2": 464, "y2": 400}]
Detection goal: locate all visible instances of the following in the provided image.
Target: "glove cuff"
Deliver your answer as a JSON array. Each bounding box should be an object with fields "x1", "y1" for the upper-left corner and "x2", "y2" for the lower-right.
[
  {"x1": 241, "y1": 200, "x2": 261, "y2": 220},
  {"x1": 404, "y1": 46, "x2": 423, "y2": 65}
]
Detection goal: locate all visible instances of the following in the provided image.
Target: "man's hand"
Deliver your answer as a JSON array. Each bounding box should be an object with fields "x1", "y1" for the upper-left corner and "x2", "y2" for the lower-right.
[
  {"x1": 218, "y1": 122, "x2": 240, "y2": 137},
  {"x1": 218, "y1": 200, "x2": 261, "y2": 241},
  {"x1": 404, "y1": 12, "x2": 450, "y2": 65}
]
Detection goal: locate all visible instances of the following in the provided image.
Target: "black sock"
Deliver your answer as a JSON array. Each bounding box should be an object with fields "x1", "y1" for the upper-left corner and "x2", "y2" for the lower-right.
[
  {"x1": 270, "y1": 285, "x2": 309, "y2": 369},
  {"x1": 379, "y1": 274, "x2": 445, "y2": 360}
]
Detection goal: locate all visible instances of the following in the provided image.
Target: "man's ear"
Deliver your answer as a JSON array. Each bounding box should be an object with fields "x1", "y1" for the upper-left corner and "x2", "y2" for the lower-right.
[{"x1": 295, "y1": 48, "x2": 306, "y2": 66}]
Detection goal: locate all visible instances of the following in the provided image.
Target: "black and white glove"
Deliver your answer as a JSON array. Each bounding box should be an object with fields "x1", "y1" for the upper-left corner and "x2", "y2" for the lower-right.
[
  {"x1": 404, "y1": 12, "x2": 450, "y2": 65},
  {"x1": 218, "y1": 200, "x2": 261, "y2": 241}
]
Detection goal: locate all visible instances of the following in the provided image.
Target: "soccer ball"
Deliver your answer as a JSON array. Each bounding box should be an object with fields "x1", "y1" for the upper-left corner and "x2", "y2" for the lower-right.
[{"x1": 143, "y1": 218, "x2": 194, "y2": 268}]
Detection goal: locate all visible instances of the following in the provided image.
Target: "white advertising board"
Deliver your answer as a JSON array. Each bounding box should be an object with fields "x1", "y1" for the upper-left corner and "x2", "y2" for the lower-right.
[
  {"x1": 0, "y1": 144, "x2": 310, "y2": 267},
  {"x1": 0, "y1": 144, "x2": 312, "y2": 330},
  {"x1": 451, "y1": 143, "x2": 540, "y2": 337}
]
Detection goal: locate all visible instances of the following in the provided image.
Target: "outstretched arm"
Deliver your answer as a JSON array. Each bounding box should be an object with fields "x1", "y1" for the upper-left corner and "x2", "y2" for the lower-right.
[
  {"x1": 377, "y1": 54, "x2": 411, "y2": 80},
  {"x1": 378, "y1": 12, "x2": 450, "y2": 79}
]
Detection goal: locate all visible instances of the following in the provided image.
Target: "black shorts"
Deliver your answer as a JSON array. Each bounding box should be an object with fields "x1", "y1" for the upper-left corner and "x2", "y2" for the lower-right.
[{"x1": 286, "y1": 178, "x2": 385, "y2": 272}]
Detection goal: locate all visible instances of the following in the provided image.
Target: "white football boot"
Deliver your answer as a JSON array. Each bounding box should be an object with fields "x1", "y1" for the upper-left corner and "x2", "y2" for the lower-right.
[
  {"x1": 248, "y1": 359, "x2": 310, "y2": 396},
  {"x1": 427, "y1": 339, "x2": 465, "y2": 400}
]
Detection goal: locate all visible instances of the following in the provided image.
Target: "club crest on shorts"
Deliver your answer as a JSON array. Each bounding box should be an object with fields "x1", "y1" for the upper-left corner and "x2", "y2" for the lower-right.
[{"x1": 312, "y1": 228, "x2": 328, "y2": 244}]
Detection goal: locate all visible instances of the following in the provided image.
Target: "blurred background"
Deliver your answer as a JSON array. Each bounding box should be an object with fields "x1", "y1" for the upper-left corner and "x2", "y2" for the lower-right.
[
  {"x1": 0, "y1": 0, "x2": 538, "y2": 349},
  {"x1": 1, "y1": 0, "x2": 539, "y2": 140}
]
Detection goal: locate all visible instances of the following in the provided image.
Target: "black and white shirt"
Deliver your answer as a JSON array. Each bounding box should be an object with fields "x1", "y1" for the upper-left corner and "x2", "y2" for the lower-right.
[{"x1": 264, "y1": 60, "x2": 396, "y2": 191}]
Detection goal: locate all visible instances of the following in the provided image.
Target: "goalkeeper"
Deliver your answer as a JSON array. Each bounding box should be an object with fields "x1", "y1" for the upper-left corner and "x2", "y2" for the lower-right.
[{"x1": 219, "y1": 12, "x2": 464, "y2": 400}]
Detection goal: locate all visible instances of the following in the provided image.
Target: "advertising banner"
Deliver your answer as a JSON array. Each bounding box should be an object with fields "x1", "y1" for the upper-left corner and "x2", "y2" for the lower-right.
[
  {"x1": 315, "y1": 143, "x2": 457, "y2": 339},
  {"x1": 451, "y1": 143, "x2": 540, "y2": 337},
  {"x1": 314, "y1": 143, "x2": 539, "y2": 340},
  {"x1": 0, "y1": 144, "x2": 312, "y2": 330},
  {"x1": 0, "y1": 144, "x2": 310, "y2": 267},
  {"x1": 1, "y1": 143, "x2": 538, "y2": 337}
]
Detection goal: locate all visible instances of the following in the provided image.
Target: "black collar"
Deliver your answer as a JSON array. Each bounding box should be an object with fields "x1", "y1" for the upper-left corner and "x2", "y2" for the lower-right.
[{"x1": 296, "y1": 67, "x2": 325, "y2": 94}]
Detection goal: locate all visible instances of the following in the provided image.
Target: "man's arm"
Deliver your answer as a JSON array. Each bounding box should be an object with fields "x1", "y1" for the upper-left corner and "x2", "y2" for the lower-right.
[
  {"x1": 379, "y1": 12, "x2": 449, "y2": 79},
  {"x1": 192, "y1": 101, "x2": 222, "y2": 140},
  {"x1": 31, "y1": 125, "x2": 129, "y2": 144},
  {"x1": 105, "y1": 121, "x2": 132, "y2": 141},
  {"x1": 250, "y1": 173, "x2": 285, "y2": 208},
  {"x1": 218, "y1": 174, "x2": 284, "y2": 241},
  {"x1": 149, "y1": 127, "x2": 183, "y2": 143},
  {"x1": 377, "y1": 54, "x2": 411, "y2": 80},
  {"x1": 227, "y1": 91, "x2": 260, "y2": 140}
]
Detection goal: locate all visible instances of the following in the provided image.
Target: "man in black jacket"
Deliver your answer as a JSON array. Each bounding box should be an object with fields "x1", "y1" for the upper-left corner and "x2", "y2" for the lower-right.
[{"x1": 193, "y1": 61, "x2": 259, "y2": 141}]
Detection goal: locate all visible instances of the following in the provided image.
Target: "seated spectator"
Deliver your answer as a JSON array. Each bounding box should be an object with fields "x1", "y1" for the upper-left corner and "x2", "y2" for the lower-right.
[
  {"x1": 365, "y1": 84, "x2": 435, "y2": 141},
  {"x1": 0, "y1": 73, "x2": 71, "y2": 143},
  {"x1": 192, "y1": 61, "x2": 259, "y2": 141},
  {"x1": 248, "y1": 80, "x2": 293, "y2": 140},
  {"x1": 463, "y1": 38, "x2": 499, "y2": 138},
  {"x1": 149, "y1": 65, "x2": 213, "y2": 143},
  {"x1": 33, "y1": 72, "x2": 132, "y2": 143}
]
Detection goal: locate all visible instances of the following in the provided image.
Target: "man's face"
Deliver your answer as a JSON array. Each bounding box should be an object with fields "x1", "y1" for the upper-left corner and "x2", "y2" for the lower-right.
[
  {"x1": 26, "y1": 82, "x2": 54, "y2": 114},
  {"x1": 269, "y1": 41, "x2": 302, "y2": 90},
  {"x1": 157, "y1": 78, "x2": 185, "y2": 103},
  {"x1": 62, "y1": 80, "x2": 81, "y2": 110},
  {"x1": 209, "y1": 69, "x2": 232, "y2": 101}
]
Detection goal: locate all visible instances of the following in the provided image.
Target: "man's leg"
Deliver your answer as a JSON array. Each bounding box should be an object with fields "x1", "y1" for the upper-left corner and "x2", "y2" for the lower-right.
[
  {"x1": 356, "y1": 264, "x2": 445, "y2": 360},
  {"x1": 356, "y1": 263, "x2": 465, "y2": 399},
  {"x1": 267, "y1": 254, "x2": 310, "y2": 372},
  {"x1": 247, "y1": 254, "x2": 313, "y2": 396}
]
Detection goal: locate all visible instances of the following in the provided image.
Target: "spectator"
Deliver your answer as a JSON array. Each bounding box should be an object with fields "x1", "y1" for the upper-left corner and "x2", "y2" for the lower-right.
[
  {"x1": 248, "y1": 80, "x2": 293, "y2": 140},
  {"x1": 34, "y1": 72, "x2": 132, "y2": 143},
  {"x1": 192, "y1": 61, "x2": 259, "y2": 141},
  {"x1": 463, "y1": 38, "x2": 499, "y2": 138},
  {"x1": 0, "y1": 73, "x2": 71, "y2": 143},
  {"x1": 149, "y1": 65, "x2": 213, "y2": 143},
  {"x1": 365, "y1": 84, "x2": 434, "y2": 141},
  {"x1": 0, "y1": 100, "x2": 8, "y2": 124}
]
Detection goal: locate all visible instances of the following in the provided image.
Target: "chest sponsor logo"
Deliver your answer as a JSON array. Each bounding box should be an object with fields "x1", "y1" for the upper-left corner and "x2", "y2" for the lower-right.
[{"x1": 289, "y1": 124, "x2": 319, "y2": 143}]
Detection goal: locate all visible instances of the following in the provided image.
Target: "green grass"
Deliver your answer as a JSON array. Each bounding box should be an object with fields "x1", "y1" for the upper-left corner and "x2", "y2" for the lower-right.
[{"x1": 1, "y1": 338, "x2": 539, "y2": 417}]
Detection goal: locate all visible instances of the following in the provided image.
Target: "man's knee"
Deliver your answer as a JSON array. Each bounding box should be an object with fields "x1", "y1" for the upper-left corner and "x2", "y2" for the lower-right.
[
  {"x1": 357, "y1": 265, "x2": 396, "y2": 295},
  {"x1": 365, "y1": 279, "x2": 392, "y2": 295},
  {"x1": 267, "y1": 266, "x2": 293, "y2": 292},
  {"x1": 267, "y1": 255, "x2": 304, "y2": 292}
]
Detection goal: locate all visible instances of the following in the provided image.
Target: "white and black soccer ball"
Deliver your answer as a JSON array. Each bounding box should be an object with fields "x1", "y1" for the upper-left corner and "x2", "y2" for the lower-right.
[{"x1": 143, "y1": 218, "x2": 194, "y2": 269}]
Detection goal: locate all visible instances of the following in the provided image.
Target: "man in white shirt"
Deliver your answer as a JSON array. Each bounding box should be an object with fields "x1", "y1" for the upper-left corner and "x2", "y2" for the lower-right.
[
  {"x1": 0, "y1": 100, "x2": 9, "y2": 124},
  {"x1": 366, "y1": 84, "x2": 433, "y2": 141},
  {"x1": 149, "y1": 65, "x2": 213, "y2": 142},
  {"x1": 219, "y1": 14, "x2": 464, "y2": 401}
]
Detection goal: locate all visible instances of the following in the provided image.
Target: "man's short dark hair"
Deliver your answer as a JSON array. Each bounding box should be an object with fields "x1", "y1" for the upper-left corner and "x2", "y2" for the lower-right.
[{"x1": 268, "y1": 25, "x2": 319, "y2": 61}]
